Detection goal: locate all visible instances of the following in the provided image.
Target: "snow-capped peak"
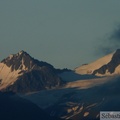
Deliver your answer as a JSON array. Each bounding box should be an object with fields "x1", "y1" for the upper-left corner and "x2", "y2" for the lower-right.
[
  {"x1": 93, "y1": 49, "x2": 120, "y2": 76},
  {"x1": 0, "y1": 51, "x2": 32, "y2": 89},
  {"x1": 75, "y1": 52, "x2": 114, "y2": 75},
  {"x1": 75, "y1": 49, "x2": 120, "y2": 76},
  {"x1": 0, "y1": 50, "x2": 60, "y2": 92},
  {"x1": 1, "y1": 51, "x2": 32, "y2": 71}
]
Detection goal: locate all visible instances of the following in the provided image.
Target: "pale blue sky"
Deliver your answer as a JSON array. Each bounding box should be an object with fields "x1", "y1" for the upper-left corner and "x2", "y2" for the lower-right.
[{"x1": 0, "y1": 0, "x2": 120, "y2": 69}]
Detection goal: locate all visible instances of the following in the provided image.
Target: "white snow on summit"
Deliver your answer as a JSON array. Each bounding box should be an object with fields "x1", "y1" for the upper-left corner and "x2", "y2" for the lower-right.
[{"x1": 75, "y1": 53, "x2": 114, "y2": 75}]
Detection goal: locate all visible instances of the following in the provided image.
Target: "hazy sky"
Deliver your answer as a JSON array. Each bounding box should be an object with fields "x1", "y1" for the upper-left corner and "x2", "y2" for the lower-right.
[{"x1": 1, "y1": 0, "x2": 120, "y2": 69}]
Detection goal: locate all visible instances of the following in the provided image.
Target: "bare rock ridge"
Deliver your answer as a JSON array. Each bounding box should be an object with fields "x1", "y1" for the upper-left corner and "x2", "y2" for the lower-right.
[
  {"x1": 0, "y1": 50, "x2": 64, "y2": 93},
  {"x1": 93, "y1": 49, "x2": 120, "y2": 75},
  {"x1": 1, "y1": 50, "x2": 54, "y2": 72}
]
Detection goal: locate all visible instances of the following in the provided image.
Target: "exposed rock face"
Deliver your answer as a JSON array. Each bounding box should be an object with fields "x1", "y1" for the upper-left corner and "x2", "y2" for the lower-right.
[
  {"x1": 0, "y1": 51, "x2": 64, "y2": 93},
  {"x1": 5, "y1": 68, "x2": 63, "y2": 93},
  {"x1": 1, "y1": 50, "x2": 54, "y2": 72},
  {"x1": 93, "y1": 49, "x2": 120, "y2": 75}
]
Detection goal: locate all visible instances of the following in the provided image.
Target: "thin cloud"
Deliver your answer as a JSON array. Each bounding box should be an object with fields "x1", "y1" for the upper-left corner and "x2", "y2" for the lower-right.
[
  {"x1": 110, "y1": 26, "x2": 120, "y2": 41},
  {"x1": 96, "y1": 25, "x2": 120, "y2": 56}
]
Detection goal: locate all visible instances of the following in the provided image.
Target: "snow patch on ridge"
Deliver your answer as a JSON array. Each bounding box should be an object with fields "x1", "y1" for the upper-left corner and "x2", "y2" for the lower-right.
[
  {"x1": 75, "y1": 53, "x2": 114, "y2": 75},
  {"x1": 0, "y1": 63, "x2": 23, "y2": 90}
]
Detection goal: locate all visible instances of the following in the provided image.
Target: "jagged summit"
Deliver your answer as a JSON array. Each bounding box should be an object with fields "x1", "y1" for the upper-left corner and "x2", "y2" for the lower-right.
[
  {"x1": 1, "y1": 50, "x2": 54, "y2": 72},
  {"x1": 0, "y1": 51, "x2": 63, "y2": 93},
  {"x1": 18, "y1": 50, "x2": 27, "y2": 54},
  {"x1": 2, "y1": 50, "x2": 31, "y2": 61},
  {"x1": 7, "y1": 50, "x2": 29, "y2": 59},
  {"x1": 17, "y1": 50, "x2": 30, "y2": 57},
  {"x1": 1, "y1": 50, "x2": 33, "y2": 71}
]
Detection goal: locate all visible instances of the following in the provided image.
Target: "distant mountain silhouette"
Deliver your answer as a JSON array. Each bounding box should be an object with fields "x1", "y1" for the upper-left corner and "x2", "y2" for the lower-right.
[{"x1": 0, "y1": 91, "x2": 56, "y2": 120}]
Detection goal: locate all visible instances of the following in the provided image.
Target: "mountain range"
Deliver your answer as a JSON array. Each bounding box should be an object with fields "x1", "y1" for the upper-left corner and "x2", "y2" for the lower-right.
[{"x1": 1, "y1": 49, "x2": 120, "y2": 120}]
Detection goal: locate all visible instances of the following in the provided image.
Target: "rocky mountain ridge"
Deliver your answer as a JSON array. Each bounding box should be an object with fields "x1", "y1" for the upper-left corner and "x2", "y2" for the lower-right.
[{"x1": 0, "y1": 51, "x2": 64, "y2": 93}]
